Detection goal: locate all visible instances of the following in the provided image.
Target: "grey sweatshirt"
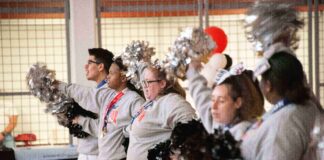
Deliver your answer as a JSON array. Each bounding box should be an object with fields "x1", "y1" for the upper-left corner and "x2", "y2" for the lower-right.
[
  {"x1": 127, "y1": 93, "x2": 197, "y2": 160},
  {"x1": 58, "y1": 83, "x2": 112, "y2": 155},
  {"x1": 58, "y1": 83, "x2": 145, "y2": 160},
  {"x1": 78, "y1": 83, "x2": 106, "y2": 156},
  {"x1": 241, "y1": 101, "x2": 320, "y2": 160},
  {"x1": 187, "y1": 68, "x2": 251, "y2": 140},
  {"x1": 96, "y1": 89, "x2": 144, "y2": 160}
]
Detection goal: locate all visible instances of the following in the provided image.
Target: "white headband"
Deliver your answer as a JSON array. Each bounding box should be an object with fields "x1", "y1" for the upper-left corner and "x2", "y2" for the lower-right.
[
  {"x1": 214, "y1": 62, "x2": 245, "y2": 85},
  {"x1": 253, "y1": 42, "x2": 296, "y2": 78}
]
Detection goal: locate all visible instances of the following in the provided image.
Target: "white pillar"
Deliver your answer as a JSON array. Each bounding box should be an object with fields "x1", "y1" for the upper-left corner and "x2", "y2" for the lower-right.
[{"x1": 69, "y1": 0, "x2": 97, "y2": 86}]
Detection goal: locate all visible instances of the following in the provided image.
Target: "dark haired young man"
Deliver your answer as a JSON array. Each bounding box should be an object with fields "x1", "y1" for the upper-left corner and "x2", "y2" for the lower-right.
[{"x1": 75, "y1": 48, "x2": 114, "y2": 160}]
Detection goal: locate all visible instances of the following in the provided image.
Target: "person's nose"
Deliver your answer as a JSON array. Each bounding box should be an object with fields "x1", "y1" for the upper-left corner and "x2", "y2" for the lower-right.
[{"x1": 212, "y1": 100, "x2": 218, "y2": 111}]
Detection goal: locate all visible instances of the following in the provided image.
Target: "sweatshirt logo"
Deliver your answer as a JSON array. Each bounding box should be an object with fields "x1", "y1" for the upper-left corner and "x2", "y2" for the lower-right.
[
  {"x1": 109, "y1": 108, "x2": 119, "y2": 125},
  {"x1": 137, "y1": 110, "x2": 146, "y2": 122}
]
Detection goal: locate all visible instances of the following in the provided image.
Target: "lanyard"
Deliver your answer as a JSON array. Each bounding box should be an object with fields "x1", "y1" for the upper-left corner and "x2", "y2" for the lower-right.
[
  {"x1": 262, "y1": 99, "x2": 291, "y2": 121},
  {"x1": 102, "y1": 92, "x2": 124, "y2": 131},
  {"x1": 223, "y1": 117, "x2": 241, "y2": 131},
  {"x1": 242, "y1": 99, "x2": 291, "y2": 140},
  {"x1": 130, "y1": 101, "x2": 154, "y2": 124},
  {"x1": 97, "y1": 80, "x2": 106, "y2": 89}
]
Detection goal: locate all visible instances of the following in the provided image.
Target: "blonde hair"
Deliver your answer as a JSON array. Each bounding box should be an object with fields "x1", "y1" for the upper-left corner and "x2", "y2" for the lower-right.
[{"x1": 146, "y1": 66, "x2": 186, "y2": 98}]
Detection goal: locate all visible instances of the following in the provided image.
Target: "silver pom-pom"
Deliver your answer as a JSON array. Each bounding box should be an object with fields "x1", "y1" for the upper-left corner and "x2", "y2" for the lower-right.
[
  {"x1": 26, "y1": 63, "x2": 97, "y2": 138},
  {"x1": 47, "y1": 99, "x2": 71, "y2": 114},
  {"x1": 245, "y1": 1, "x2": 304, "y2": 53},
  {"x1": 26, "y1": 62, "x2": 61, "y2": 103},
  {"x1": 26, "y1": 62, "x2": 70, "y2": 111},
  {"x1": 26, "y1": 63, "x2": 72, "y2": 123},
  {"x1": 120, "y1": 40, "x2": 156, "y2": 89},
  {"x1": 162, "y1": 27, "x2": 215, "y2": 81}
]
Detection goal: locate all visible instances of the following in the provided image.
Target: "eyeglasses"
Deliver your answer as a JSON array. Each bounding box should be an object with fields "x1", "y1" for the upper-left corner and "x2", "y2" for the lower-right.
[
  {"x1": 87, "y1": 60, "x2": 100, "y2": 65},
  {"x1": 141, "y1": 79, "x2": 161, "y2": 88}
]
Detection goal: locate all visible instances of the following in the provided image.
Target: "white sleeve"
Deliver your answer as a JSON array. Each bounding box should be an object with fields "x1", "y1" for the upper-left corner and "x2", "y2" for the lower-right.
[
  {"x1": 165, "y1": 95, "x2": 197, "y2": 129},
  {"x1": 78, "y1": 116, "x2": 99, "y2": 137},
  {"x1": 58, "y1": 82, "x2": 114, "y2": 111},
  {"x1": 187, "y1": 71, "x2": 216, "y2": 133}
]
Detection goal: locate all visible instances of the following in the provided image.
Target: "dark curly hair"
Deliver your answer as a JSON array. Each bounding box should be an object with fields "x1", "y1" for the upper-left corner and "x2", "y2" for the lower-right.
[{"x1": 113, "y1": 57, "x2": 143, "y2": 97}]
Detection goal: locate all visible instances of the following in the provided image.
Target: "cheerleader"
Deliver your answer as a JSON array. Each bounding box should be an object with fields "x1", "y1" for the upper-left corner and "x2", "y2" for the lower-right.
[
  {"x1": 126, "y1": 65, "x2": 197, "y2": 160},
  {"x1": 100, "y1": 57, "x2": 145, "y2": 159},
  {"x1": 241, "y1": 46, "x2": 323, "y2": 160},
  {"x1": 186, "y1": 61, "x2": 264, "y2": 140},
  {"x1": 58, "y1": 57, "x2": 145, "y2": 160},
  {"x1": 78, "y1": 48, "x2": 114, "y2": 160},
  {"x1": 241, "y1": 2, "x2": 323, "y2": 159}
]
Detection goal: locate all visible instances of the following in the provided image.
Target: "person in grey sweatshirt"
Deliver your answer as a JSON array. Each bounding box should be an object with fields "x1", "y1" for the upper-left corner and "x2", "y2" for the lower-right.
[
  {"x1": 241, "y1": 48, "x2": 323, "y2": 160},
  {"x1": 126, "y1": 65, "x2": 197, "y2": 160},
  {"x1": 77, "y1": 48, "x2": 114, "y2": 160},
  {"x1": 97, "y1": 57, "x2": 145, "y2": 160},
  {"x1": 60, "y1": 57, "x2": 145, "y2": 160},
  {"x1": 186, "y1": 61, "x2": 264, "y2": 140}
]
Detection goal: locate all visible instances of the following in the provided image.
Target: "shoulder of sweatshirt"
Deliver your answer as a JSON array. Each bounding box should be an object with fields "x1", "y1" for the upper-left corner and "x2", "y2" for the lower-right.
[
  {"x1": 95, "y1": 86, "x2": 116, "y2": 105},
  {"x1": 158, "y1": 93, "x2": 195, "y2": 112},
  {"x1": 273, "y1": 101, "x2": 318, "y2": 124},
  {"x1": 159, "y1": 93, "x2": 188, "y2": 104},
  {"x1": 123, "y1": 90, "x2": 145, "y2": 109},
  {"x1": 270, "y1": 101, "x2": 319, "y2": 135},
  {"x1": 96, "y1": 86, "x2": 115, "y2": 97},
  {"x1": 230, "y1": 121, "x2": 252, "y2": 133},
  {"x1": 229, "y1": 120, "x2": 252, "y2": 141},
  {"x1": 125, "y1": 90, "x2": 144, "y2": 100}
]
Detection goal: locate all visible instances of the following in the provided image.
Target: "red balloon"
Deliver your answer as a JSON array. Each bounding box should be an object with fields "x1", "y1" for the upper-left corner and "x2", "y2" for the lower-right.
[{"x1": 204, "y1": 26, "x2": 228, "y2": 54}]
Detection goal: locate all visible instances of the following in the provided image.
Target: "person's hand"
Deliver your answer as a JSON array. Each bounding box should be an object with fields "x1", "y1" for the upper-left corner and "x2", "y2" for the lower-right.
[
  {"x1": 0, "y1": 132, "x2": 4, "y2": 142},
  {"x1": 52, "y1": 80, "x2": 61, "y2": 89},
  {"x1": 186, "y1": 58, "x2": 202, "y2": 79},
  {"x1": 189, "y1": 58, "x2": 203, "y2": 71},
  {"x1": 72, "y1": 116, "x2": 79, "y2": 124}
]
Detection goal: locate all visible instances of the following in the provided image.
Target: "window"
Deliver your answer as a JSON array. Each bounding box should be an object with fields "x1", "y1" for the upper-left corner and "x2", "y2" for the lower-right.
[{"x1": 0, "y1": 0, "x2": 70, "y2": 145}]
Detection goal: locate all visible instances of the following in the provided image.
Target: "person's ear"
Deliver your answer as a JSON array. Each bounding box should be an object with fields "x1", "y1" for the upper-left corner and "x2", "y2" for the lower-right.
[
  {"x1": 121, "y1": 73, "x2": 127, "y2": 83},
  {"x1": 263, "y1": 79, "x2": 272, "y2": 93},
  {"x1": 98, "y1": 63, "x2": 104, "y2": 72},
  {"x1": 160, "y1": 80, "x2": 167, "y2": 89},
  {"x1": 234, "y1": 97, "x2": 243, "y2": 109}
]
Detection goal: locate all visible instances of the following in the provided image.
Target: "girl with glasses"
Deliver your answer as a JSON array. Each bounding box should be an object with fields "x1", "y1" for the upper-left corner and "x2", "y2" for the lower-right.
[{"x1": 126, "y1": 65, "x2": 197, "y2": 160}]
